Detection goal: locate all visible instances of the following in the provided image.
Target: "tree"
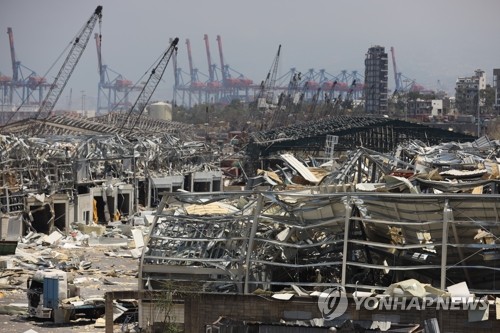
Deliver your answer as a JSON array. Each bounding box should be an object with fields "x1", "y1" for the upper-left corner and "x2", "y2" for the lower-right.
[{"x1": 152, "y1": 281, "x2": 201, "y2": 333}]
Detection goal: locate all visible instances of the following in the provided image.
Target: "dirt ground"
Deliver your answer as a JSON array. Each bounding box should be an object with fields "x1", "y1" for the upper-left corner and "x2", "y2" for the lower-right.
[{"x1": 0, "y1": 244, "x2": 140, "y2": 333}]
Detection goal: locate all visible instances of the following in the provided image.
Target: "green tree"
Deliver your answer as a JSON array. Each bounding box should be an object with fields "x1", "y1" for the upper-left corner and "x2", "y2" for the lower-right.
[{"x1": 152, "y1": 281, "x2": 201, "y2": 333}]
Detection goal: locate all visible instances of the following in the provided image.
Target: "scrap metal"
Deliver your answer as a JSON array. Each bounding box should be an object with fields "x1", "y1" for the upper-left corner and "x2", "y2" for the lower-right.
[{"x1": 140, "y1": 135, "x2": 500, "y2": 298}]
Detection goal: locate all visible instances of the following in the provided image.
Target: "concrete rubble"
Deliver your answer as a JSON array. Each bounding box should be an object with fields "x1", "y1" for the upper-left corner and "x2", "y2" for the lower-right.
[
  {"x1": 0, "y1": 116, "x2": 230, "y2": 330},
  {"x1": 138, "y1": 135, "x2": 500, "y2": 331},
  {"x1": 0, "y1": 224, "x2": 143, "y2": 333},
  {"x1": 2, "y1": 119, "x2": 500, "y2": 331}
]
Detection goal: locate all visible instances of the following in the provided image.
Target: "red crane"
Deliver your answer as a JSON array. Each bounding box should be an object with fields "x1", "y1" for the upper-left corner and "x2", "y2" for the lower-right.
[
  {"x1": 94, "y1": 32, "x2": 136, "y2": 114},
  {"x1": 7, "y1": 27, "x2": 47, "y2": 105},
  {"x1": 185, "y1": 38, "x2": 205, "y2": 88},
  {"x1": 7, "y1": 27, "x2": 18, "y2": 83},
  {"x1": 216, "y1": 35, "x2": 240, "y2": 87},
  {"x1": 203, "y1": 34, "x2": 220, "y2": 90}
]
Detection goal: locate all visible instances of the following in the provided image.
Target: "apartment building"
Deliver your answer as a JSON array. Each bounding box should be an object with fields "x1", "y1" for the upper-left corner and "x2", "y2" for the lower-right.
[
  {"x1": 455, "y1": 69, "x2": 486, "y2": 115},
  {"x1": 364, "y1": 45, "x2": 388, "y2": 114}
]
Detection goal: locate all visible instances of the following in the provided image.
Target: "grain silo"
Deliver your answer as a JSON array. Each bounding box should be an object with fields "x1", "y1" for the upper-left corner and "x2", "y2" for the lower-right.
[{"x1": 148, "y1": 102, "x2": 172, "y2": 121}]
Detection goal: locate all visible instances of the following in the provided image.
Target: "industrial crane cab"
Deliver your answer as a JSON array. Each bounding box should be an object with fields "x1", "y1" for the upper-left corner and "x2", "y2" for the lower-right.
[
  {"x1": 207, "y1": 81, "x2": 222, "y2": 90},
  {"x1": 303, "y1": 80, "x2": 319, "y2": 90},
  {"x1": 239, "y1": 78, "x2": 253, "y2": 86},
  {"x1": 27, "y1": 269, "x2": 105, "y2": 323}
]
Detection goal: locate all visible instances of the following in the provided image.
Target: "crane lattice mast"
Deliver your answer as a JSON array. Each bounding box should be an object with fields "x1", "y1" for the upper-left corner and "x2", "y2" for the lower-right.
[
  {"x1": 35, "y1": 6, "x2": 103, "y2": 120},
  {"x1": 120, "y1": 37, "x2": 179, "y2": 133},
  {"x1": 260, "y1": 44, "x2": 281, "y2": 105}
]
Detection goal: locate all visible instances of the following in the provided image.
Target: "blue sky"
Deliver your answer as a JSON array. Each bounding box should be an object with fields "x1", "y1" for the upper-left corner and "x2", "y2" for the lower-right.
[{"x1": 1, "y1": 0, "x2": 499, "y2": 109}]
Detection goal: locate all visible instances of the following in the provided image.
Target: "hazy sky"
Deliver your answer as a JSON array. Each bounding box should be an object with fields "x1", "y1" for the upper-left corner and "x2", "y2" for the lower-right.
[{"x1": 1, "y1": 0, "x2": 499, "y2": 109}]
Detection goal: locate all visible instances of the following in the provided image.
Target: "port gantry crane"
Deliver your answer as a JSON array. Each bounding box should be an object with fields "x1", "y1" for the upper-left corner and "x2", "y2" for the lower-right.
[
  {"x1": 34, "y1": 6, "x2": 103, "y2": 122},
  {"x1": 185, "y1": 38, "x2": 205, "y2": 107},
  {"x1": 203, "y1": 34, "x2": 220, "y2": 92},
  {"x1": 390, "y1": 46, "x2": 423, "y2": 94},
  {"x1": 7, "y1": 27, "x2": 49, "y2": 105},
  {"x1": 216, "y1": 34, "x2": 238, "y2": 99},
  {"x1": 119, "y1": 37, "x2": 179, "y2": 135},
  {"x1": 95, "y1": 32, "x2": 139, "y2": 114},
  {"x1": 7, "y1": 27, "x2": 18, "y2": 104}
]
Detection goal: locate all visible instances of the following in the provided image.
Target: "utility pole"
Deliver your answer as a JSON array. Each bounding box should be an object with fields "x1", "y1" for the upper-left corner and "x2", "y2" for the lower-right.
[
  {"x1": 477, "y1": 89, "x2": 481, "y2": 137},
  {"x1": 81, "y1": 90, "x2": 86, "y2": 114}
]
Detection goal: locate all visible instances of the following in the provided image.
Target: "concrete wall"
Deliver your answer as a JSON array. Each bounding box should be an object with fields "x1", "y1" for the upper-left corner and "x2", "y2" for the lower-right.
[
  {"x1": 88, "y1": 184, "x2": 134, "y2": 223},
  {"x1": 26, "y1": 194, "x2": 72, "y2": 233},
  {"x1": 183, "y1": 294, "x2": 499, "y2": 333}
]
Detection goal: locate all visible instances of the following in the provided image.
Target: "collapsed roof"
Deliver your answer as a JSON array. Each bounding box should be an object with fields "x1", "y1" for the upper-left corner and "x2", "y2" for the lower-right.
[{"x1": 140, "y1": 136, "x2": 500, "y2": 296}]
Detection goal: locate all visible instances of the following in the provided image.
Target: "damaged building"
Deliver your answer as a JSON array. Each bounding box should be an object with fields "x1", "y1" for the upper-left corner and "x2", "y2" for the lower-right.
[
  {"x1": 0, "y1": 112, "x2": 224, "y2": 240},
  {"x1": 2, "y1": 110, "x2": 500, "y2": 332},
  {"x1": 135, "y1": 122, "x2": 500, "y2": 332}
]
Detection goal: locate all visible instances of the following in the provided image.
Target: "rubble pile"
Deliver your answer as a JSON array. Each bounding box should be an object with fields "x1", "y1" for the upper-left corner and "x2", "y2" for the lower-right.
[
  {"x1": 0, "y1": 222, "x2": 145, "y2": 327},
  {"x1": 140, "y1": 136, "x2": 500, "y2": 301},
  {"x1": 0, "y1": 132, "x2": 221, "y2": 191}
]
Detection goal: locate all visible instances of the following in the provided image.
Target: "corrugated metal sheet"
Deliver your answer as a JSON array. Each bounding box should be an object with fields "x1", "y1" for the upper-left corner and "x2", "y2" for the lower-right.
[{"x1": 280, "y1": 154, "x2": 319, "y2": 183}]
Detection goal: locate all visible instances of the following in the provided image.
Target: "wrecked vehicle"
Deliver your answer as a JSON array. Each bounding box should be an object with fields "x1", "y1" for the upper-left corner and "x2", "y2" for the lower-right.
[{"x1": 27, "y1": 269, "x2": 105, "y2": 322}]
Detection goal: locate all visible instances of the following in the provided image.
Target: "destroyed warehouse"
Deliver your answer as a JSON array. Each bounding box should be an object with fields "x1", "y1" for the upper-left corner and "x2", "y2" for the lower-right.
[
  {"x1": 1, "y1": 5, "x2": 500, "y2": 332},
  {"x1": 132, "y1": 118, "x2": 500, "y2": 332}
]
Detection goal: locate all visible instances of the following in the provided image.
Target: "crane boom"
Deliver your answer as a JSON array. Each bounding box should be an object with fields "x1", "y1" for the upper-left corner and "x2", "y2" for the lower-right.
[
  {"x1": 120, "y1": 37, "x2": 179, "y2": 133},
  {"x1": 35, "y1": 5, "x2": 103, "y2": 120},
  {"x1": 7, "y1": 27, "x2": 18, "y2": 82},
  {"x1": 215, "y1": 35, "x2": 227, "y2": 83},
  {"x1": 203, "y1": 34, "x2": 215, "y2": 83},
  {"x1": 390, "y1": 46, "x2": 400, "y2": 92},
  {"x1": 262, "y1": 44, "x2": 281, "y2": 103},
  {"x1": 185, "y1": 38, "x2": 195, "y2": 83}
]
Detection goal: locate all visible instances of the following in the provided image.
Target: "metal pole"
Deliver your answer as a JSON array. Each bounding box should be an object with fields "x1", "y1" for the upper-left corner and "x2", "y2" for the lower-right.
[
  {"x1": 440, "y1": 199, "x2": 450, "y2": 290},
  {"x1": 244, "y1": 193, "x2": 264, "y2": 294},
  {"x1": 341, "y1": 196, "x2": 352, "y2": 287},
  {"x1": 477, "y1": 89, "x2": 481, "y2": 137}
]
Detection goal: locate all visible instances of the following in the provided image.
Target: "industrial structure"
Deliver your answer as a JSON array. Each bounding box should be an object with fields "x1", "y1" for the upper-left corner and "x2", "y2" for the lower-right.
[
  {"x1": 3, "y1": 5, "x2": 500, "y2": 332},
  {"x1": 2, "y1": 28, "x2": 373, "y2": 118},
  {"x1": 172, "y1": 35, "x2": 255, "y2": 107},
  {"x1": 171, "y1": 35, "x2": 366, "y2": 109},
  {"x1": 95, "y1": 33, "x2": 142, "y2": 115},
  {"x1": 364, "y1": 45, "x2": 388, "y2": 114},
  {"x1": 2, "y1": 103, "x2": 495, "y2": 332},
  {"x1": 0, "y1": 6, "x2": 103, "y2": 126},
  {"x1": 0, "y1": 27, "x2": 52, "y2": 124},
  {"x1": 389, "y1": 46, "x2": 425, "y2": 94},
  {"x1": 5, "y1": 27, "x2": 51, "y2": 107},
  {"x1": 246, "y1": 116, "x2": 475, "y2": 173},
  {"x1": 135, "y1": 133, "x2": 500, "y2": 332}
]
